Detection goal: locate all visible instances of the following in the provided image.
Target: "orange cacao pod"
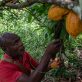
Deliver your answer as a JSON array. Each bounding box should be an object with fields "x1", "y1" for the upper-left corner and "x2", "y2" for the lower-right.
[
  {"x1": 48, "y1": 5, "x2": 69, "y2": 21},
  {"x1": 66, "y1": 11, "x2": 82, "y2": 38},
  {"x1": 50, "y1": 58, "x2": 60, "y2": 69}
]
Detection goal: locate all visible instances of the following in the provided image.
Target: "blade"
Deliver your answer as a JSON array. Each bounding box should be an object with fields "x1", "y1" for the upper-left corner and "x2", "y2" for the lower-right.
[{"x1": 79, "y1": 0, "x2": 82, "y2": 11}]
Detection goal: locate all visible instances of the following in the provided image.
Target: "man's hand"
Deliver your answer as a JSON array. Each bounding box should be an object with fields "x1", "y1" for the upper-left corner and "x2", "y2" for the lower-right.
[{"x1": 45, "y1": 39, "x2": 62, "y2": 57}]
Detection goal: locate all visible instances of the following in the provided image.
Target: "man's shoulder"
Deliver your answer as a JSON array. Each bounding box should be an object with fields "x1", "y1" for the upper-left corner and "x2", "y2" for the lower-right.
[
  {"x1": 0, "y1": 60, "x2": 11, "y2": 71},
  {"x1": 0, "y1": 59, "x2": 23, "y2": 82},
  {"x1": 0, "y1": 60, "x2": 20, "y2": 70}
]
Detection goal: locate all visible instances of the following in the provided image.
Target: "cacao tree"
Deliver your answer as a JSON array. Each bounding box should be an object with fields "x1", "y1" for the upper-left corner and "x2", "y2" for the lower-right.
[{"x1": 0, "y1": 0, "x2": 82, "y2": 82}]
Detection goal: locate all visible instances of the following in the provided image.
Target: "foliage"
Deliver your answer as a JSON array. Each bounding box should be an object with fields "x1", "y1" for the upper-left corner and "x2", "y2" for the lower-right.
[
  {"x1": 0, "y1": 3, "x2": 82, "y2": 81},
  {"x1": 0, "y1": 3, "x2": 56, "y2": 60}
]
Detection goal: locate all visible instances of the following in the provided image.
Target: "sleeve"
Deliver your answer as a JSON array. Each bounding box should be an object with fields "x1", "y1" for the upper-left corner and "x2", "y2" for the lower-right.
[
  {"x1": 29, "y1": 56, "x2": 39, "y2": 69},
  {"x1": 11, "y1": 71, "x2": 23, "y2": 82},
  {"x1": 0, "y1": 65, "x2": 23, "y2": 82},
  {"x1": 26, "y1": 52, "x2": 39, "y2": 69}
]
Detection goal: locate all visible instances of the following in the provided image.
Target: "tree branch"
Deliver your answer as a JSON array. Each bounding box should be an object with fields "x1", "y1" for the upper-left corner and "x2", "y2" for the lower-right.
[
  {"x1": 0, "y1": 0, "x2": 79, "y2": 9},
  {"x1": 5, "y1": 1, "x2": 37, "y2": 9}
]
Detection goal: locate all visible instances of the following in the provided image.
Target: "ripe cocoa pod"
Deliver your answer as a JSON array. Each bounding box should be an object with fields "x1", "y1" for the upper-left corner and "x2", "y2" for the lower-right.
[
  {"x1": 48, "y1": 5, "x2": 70, "y2": 21},
  {"x1": 66, "y1": 11, "x2": 82, "y2": 38},
  {"x1": 50, "y1": 58, "x2": 60, "y2": 69}
]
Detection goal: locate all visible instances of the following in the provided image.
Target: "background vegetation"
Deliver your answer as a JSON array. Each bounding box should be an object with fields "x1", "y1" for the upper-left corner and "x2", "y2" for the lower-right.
[{"x1": 0, "y1": 3, "x2": 82, "y2": 82}]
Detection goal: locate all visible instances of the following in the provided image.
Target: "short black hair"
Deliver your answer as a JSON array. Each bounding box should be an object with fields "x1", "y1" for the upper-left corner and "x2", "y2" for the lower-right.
[
  {"x1": 0, "y1": 32, "x2": 20, "y2": 51},
  {"x1": 2, "y1": 32, "x2": 20, "y2": 41}
]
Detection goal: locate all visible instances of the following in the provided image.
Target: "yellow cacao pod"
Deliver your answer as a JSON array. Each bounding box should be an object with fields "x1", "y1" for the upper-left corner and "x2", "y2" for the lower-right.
[
  {"x1": 48, "y1": 5, "x2": 69, "y2": 21},
  {"x1": 66, "y1": 11, "x2": 82, "y2": 38},
  {"x1": 50, "y1": 58, "x2": 60, "y2": 69}
]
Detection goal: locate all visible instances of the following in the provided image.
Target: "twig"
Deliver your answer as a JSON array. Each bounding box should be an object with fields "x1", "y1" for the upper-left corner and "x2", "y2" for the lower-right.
[{"x1": 0, "y1": 0, "x2": 78, "y2": 9}]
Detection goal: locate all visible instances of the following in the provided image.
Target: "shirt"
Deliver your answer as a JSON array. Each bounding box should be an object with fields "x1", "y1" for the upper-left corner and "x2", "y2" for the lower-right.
[{"x1": 0, "y1": 52, "x2": 38, "y2": 82}]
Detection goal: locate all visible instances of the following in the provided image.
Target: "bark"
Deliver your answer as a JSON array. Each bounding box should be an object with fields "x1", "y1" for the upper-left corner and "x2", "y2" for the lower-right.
[{"x1": 0, "y1": 0, "x2": 79, "y2": 9}]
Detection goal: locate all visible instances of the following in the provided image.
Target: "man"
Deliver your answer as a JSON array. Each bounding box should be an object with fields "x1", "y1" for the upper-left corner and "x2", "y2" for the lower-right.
[{"x1": 0, "y1": 32, "x2": 62, "y2": 82}]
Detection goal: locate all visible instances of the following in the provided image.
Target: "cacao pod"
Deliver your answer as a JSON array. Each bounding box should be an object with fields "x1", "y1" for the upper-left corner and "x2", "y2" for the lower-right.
[
  {"x1": 48, "y1": 5, "x2": 70, "y2": 21},
  {"x1": 50, "y1": 58, "x2": 60, "y2": 69},
  {"x1": 66, "y1": 11, "x2": 82, "y2": 38}
]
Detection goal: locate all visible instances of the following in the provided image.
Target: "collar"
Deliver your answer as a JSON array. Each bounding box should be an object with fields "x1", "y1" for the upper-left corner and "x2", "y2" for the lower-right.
[
  {"x1": 2, "y1": 57, "x2": 14, "y2": 64},
  {"x1": 3, "y1": 53, "x2": 17, "y2": 64}
]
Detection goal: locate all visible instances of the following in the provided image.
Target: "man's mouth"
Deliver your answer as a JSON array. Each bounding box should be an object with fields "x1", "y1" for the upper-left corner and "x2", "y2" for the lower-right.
[{"x1": 19, "y1": 46, "x2": 25, "y2": 53}]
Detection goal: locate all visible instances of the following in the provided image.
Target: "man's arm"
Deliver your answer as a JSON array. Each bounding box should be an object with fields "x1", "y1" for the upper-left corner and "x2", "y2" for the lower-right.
[
  {"x1": 17, "y1": 39, "x2": 62, "y2": 82},
  {"x1": 16, "y1": 53, "x2": 51, "y2": 82}
]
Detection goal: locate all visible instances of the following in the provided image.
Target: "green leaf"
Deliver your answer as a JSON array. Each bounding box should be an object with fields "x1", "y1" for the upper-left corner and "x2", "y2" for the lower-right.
[
  {"x1": 28, "y1": 14, "x2": 32, "y2": 23},
  {"x1": 60, "y1": 22, "x2": 69, "y2": 40}
]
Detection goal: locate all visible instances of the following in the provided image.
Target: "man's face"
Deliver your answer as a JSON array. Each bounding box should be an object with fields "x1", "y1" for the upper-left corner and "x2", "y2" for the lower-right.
[{"x1": 6, "y1": 37, "x2": 25, "y2": 60}]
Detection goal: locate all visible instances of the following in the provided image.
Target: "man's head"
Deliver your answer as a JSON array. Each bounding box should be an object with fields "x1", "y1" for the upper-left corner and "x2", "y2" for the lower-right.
[{"x1": 0, "y1": 32, "x2": 25, "y2": 60}]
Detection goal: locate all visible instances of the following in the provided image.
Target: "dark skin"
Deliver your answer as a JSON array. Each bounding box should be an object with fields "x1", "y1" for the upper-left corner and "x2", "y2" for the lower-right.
[{"x1": 2, "y1": 35, "x2": 62, "y2": 82}]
